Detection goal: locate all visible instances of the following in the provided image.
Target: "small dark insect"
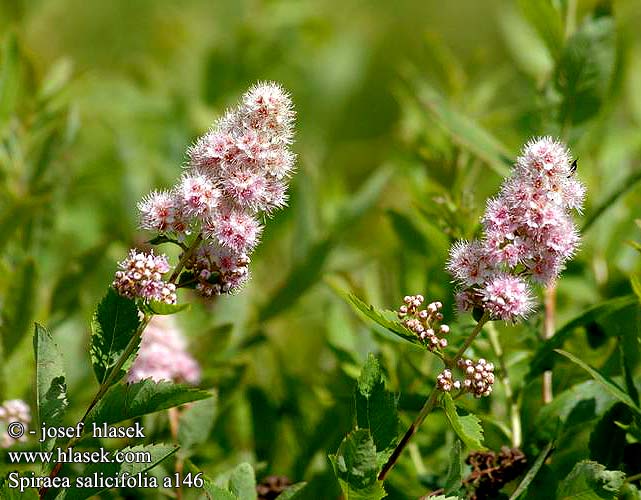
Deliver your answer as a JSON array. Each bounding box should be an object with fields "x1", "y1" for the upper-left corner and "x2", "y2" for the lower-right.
[{"x1": 568, "y1": 159, "x2": 578, "y2": 177}]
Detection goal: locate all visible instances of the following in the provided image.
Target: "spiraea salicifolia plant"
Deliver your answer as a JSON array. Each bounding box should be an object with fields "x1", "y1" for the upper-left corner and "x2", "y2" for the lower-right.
[
  {"x1": 22, "y1": 83, "x2": 297, "y2": 499},
  {"x1": 333, "y1": 137, "x2": 585, "y2": 498}
]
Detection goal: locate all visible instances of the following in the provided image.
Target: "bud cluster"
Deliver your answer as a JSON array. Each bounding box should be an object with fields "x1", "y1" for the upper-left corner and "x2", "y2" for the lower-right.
[
  {"x1": 114, "y1": 82, "x2": 296, "y2": 301},
  {"x1": 397, "y1": 295, "x2": 450, "y2": 351},
  {"x1": 447, "y1": 137, "x2": 584, "y2": 322},
  {"x1": 128, "y1": 315, "x2": 201, "y2": 385},
  {"x1": 0, "y1": 399, "x2": 31, "y2": 448},
  {"x1": 112, "y1": 250, "x2": 177, "y2": 304},
  {"x1": 436, "y1": 358, "x2": 495, "y2": 398}
]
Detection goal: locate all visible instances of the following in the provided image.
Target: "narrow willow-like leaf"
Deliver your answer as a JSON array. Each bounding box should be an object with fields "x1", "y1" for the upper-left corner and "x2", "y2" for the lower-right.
[
  {"x1": 441, "y1": 393, "x2": 485, "y2": 450},
  {"x1": 229, "y1": 463, "x2": 257, "y2": 500},
  {"x1": 444, "y1": 439, "x2": 464, "y2": 495},
  {"x1": 510, "y1": 441, "x2": 554, "y2": 500},
  {"x1": 1, "y1": 257, "x2": 36, "y2": 358},
  {"x1": 555, "y1": 349, "x2": 641, "y2": 416},
  {"x1": 33, "y1": 323, "x2": 68, "y2": 452},
  {"x1": 557, "y1": 461, "x2": 625, "y2": 500},
  {"x1": 517, "y1": 0, "x2": 563, "y2": 59},
  {"x1": 343, "y1": 292, "x2": 421, "y2": 346},
  {"x1": 90, "y1": 288, "x2": 141, "y2": 384},
  {"x1": 582, "y1": 168, "x2": 641, "y2": 233},
  {"x1": 329, "y1": 429, "x2": 386, "y2": 500},
  {"x1": 555, "y1": 17, "x2": 616, "y2": 126},
  {"x1": 355, "y1": 354, "x2": 399, "y2": 465},
  {"x1": 54, "y1": 444, "x2": 177, "y2": 499},
  {"x1": 411, "y1": 78, "x2": 511, "y2": 177},
  {"x1": 528, "y1": 295, "x2": 637, "y2": 378},
  {"x1": 84, "y1": 379, "x2": 211, "y2": 429},
  {"x1": 178, "y1": 393, "x2": 217, "y2": 453}
]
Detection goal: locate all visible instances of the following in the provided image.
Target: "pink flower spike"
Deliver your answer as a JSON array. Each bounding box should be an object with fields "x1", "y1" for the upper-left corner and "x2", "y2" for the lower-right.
[{"x1": 481, "y1": 274, "x2": 534, "y2": 322}]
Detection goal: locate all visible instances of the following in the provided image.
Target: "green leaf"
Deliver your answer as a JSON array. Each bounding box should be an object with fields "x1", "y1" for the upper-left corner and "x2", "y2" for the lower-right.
[
  {"x1": 90, "y1": 288, "x2": 141, "y2": 385},
  {"x1": 444, "y1": 439, "x2": 464, "y2": 495},
  {"x1": 84, "y1": 379, "x2": 212, "y2": 429},
  {"x1": 203, "y1": 480, "x2": 236, "y2": 500},
  {"x1": 0, "y1": 32, "x2": 20, "y2": 122},
  {"x1": 557, "y1": 461, "x2": 625, "y2": 500},
  {"x1": 386, "y1": 209, "x2": 430, "y2": 254},
  {"x1": 37, "y1": 58, "x2": 72, "y2": 102},
  {"x1": 355, "y1": 354, "x2": 399, "y2": 464},
  {"x1": 178, "y1": 393, "x2": 217, "y2": 453},
  {"x1": 329, "y1": 429, "x2": 386, "y2": 500},
  {"x1": 589, "y1": 403, "x2": 633, "y2": 469},
  {"x1": 554, "y1": 349, "x2": 641, "y2": 416},
  {"x1": 33, "y1": 324, "x2": 68, "y2": 452},
  {"x1": 139, "y1": 300, "x2": 189, "y2": 315},
  {"x1": 555, "y1": 17, "x2": 616, "y2": 125},
  {"x1": 441, "y1": 393, "x2": 486, "y2": 450},
  {"x1": 54, "y1": 444, "x2": 177, "y2": 499},
  {"x1": 583, "y1": 169, "x2": 641, "y2": 233},
  {"x1": 411, "y1": 78, "x2": 511, "y2": 177},
  {"x1": 277, "y1": 482, "x2": 309, "y2": 500},
  {"x1": 528, "y1": 295, "x2": 638, "y2": 379},
  {"x1": 229, "y1": 463, "x2": 257, "y2": 500},
  {"x1": 0, "y1": 483, "x2": 38, "y2": 499},
  {"x1": 1, "y1": 257, "x2": 36, "y2": 358},
  {"x1": 510, "y1": 441, "x2": 555, "y2": 500},
  {"x1": 342, "y1": 292, "x2": 421, "y2": 346},
  {"x1": 517, "y1": 0, "x2": 563, "y2": 59}
]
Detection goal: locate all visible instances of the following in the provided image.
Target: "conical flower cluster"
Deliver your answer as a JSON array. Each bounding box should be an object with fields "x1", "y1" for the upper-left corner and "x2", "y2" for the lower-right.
[
  {"x1": 447, "y1": 137, "x2": 585, "y2": 322},
  {"x1": 114, "y1": 82, "x2": 296, "y2": 301}
]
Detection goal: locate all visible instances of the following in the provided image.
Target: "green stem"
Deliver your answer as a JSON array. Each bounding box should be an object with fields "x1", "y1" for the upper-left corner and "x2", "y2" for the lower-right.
[
  {"x1": 486, "y1": 321, "x2": 522, "y2": 448},
  {"x1": 378, "y1": 311, "x2": 491, "y2": 481},
  {"x1": 170, "y1": 233, "x2": 203, "y2": 283},
  {"x1": 626, "y1": 472, "x2": 641, "y2": 483}
]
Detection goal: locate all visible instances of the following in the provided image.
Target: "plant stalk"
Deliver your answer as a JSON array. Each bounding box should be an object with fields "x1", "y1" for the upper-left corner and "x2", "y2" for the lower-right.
[
  {"x1": 170, "y1": 233, "x2": 203, "y2": 283},
  {"x1": 486, "y1": 321, "x2": 521, "y2": 448},
  {"x1": 378, "y1": 311, "x2": 491, "y2": 481},
  {"x1": 542, "y1": 284, "x2": 556, "y2": 404}
]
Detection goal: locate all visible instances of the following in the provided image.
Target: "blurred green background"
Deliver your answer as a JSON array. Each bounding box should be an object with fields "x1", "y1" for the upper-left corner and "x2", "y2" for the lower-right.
[{"x1": 1, "y1": 0, "x2": 641, "y2": 498}]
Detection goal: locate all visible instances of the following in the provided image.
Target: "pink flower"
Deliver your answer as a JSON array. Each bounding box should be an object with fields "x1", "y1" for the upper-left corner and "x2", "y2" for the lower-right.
[
  {"x1": 446, "y1": 240, "x2": 493, "y2": 286},
  {"x1": 204, "y1": 208, "x2": 262, "y2": 253},
  {"x1": 138, "y1": 190, "x2": 180, "y2": 233},
  {"x1": 0, "y1": 400, "x2": 31, "y2": 448},
  {"x1": 481, "y1": 274, "x2": 534, "y2": 322},
  {"x1": 176, "y1": 173, "x2": 221, "y2": 219},
  {"x1": 128, "y1": 316, "x2": 201, "y2": 385}
]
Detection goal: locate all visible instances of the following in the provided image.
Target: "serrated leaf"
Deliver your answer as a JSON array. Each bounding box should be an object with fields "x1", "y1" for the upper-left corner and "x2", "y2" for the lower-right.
[
  {"x1": 343, "y1": 292, "x2": 421, "y2": 346},
  {"x1": 555, "y1": 350, "x2": 641, "y2": 416},
  {"x1": 411, "y1": 78, "x2": 511, "y2": 177},
  {"x1": 517, "y1": 0, "x2": 563, "y2": 59},
  {"x1": 441, "y1": 393, "x2": 485, "y2": 450},
  {"x1": 555, "y1": 17, "x2": 616, "y2": 125},
  {"x1": 510, "y1": 441, "x2": 555, "y2": 500},
  {"x1": 557, "y1": 461, "x2": 625, "y2": 500},
  {"x1": 178, "y1": 393, "x2": 217, "y2": 453},
  {"x1": 444, "y1": 439, "x2": 464, "y2": 495},
  {"x1": 84, "y1": 379, "x2": 211, "y2": 429},
  {"x1": 277, "y1": 482, "x2": 308, "y2": 500},
  {"x1": 329, "y1": 429, "x2": 386, "y2": 499},
  {"x1": 528, "y1": 295, "x2": 638, "y2": 379},
  {"x1": 90, "y1": 288, "x2": 141, "y2": 384},
  {"x1": 589, "y1": 403, "x2": 633, "y2": 469},
  {"x1": 54, "y1": 444, "x2": 177, "y2": 499},
  {"x1": 1, "y1": 257, "x2": 36, "y2": 358},
  {"x1": 229, "y1": 463, "x2": 257, "y2": 500},
  {"x1": 33, "y1": 324, "x2": 68, "y2": 452},
  {"x1": 355, "y1": 354, "x2": 399, "y2": 464}
]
